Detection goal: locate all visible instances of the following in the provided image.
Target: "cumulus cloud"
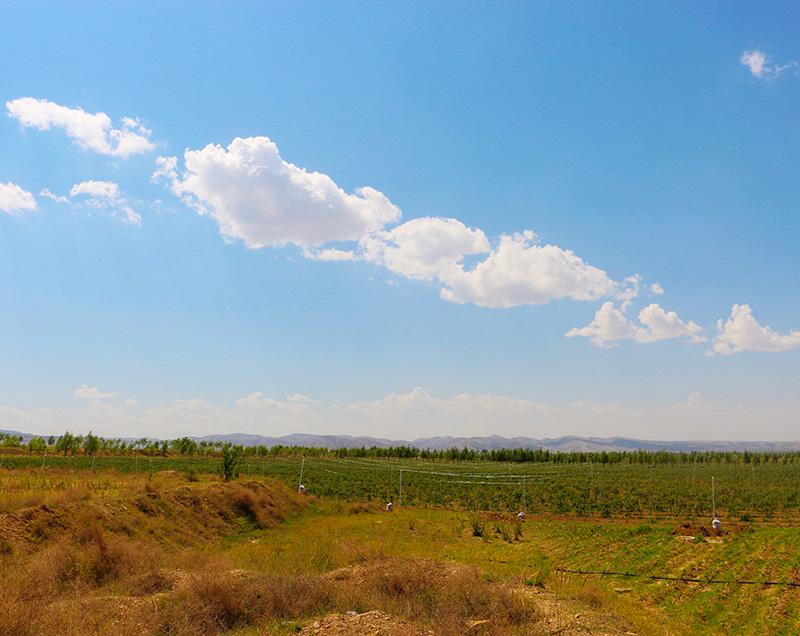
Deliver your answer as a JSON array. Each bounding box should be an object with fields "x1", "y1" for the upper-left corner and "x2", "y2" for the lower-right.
[
  {"x1": 151, "y1": 136, "x2": 638, "y2": 309},
  {"x1": 153, "y1": 136, "x2": 401, "y2": 248},
  {"x1": 0, "y1": 181, "x2": 37, "y2": 214},
  {"x1": 637, "y1": 303, "x2": 706, "y2": 343},
  {"x1": 6, "y1": 97, "x2": 155, "y2": 158},
  {"x1": 712, "y1": 304, "x2": 800, "y2": 355},
  {"x1": 70, "y1": 180, "x2": 141, "y2": 225},
  {"x1": 74, "y1": 385, "x2": 118, "y2": 400},
  {"x1": 359, "y1": 217, "x2": 490, "y2": 281},
  {"x1": 236, "y1": 391, "x2": 320, "y2": 411},
  {"x1": 437, "y1": 231, "x2": 621, "y2": 307},
  {"x1": 740, "y1": 50, "x2": 798, "y2": 79},
  {"x1": 566, "y1": 301, "x2": 705, "y2": 347}
]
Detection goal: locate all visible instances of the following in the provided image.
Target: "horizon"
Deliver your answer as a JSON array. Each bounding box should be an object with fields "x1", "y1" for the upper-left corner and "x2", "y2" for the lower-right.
[{"x1": 2, "y1": 3, "x2": 799, "y2": 442}]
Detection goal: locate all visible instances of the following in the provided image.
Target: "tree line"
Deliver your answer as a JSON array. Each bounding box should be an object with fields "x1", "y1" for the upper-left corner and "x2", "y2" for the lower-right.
[{"x1": 3, "y1": 431, "x2": 800, "y2": 466}]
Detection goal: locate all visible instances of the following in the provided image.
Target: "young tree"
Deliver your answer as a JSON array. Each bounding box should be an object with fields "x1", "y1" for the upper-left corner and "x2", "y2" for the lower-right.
[
  {"x1": 83, "y1": 431, "x2": 101, "y2": 455},
  {"x1": 28, "y1": 437, "x2": 47, "y2": 452},
  {"x1": 55, "y1": 431, "x2": 78, "y2": 456},
  {"x1": 219, "y1": 444, "x2": 243, "y2": 481}
]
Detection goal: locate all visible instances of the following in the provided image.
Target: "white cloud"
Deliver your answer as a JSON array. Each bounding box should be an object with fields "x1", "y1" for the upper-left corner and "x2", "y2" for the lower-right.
[
  {"x1": 565, "y1": 302, "x2": 637, "y2": 346},
  {"x1": 637, "y1": 303, "x2": 706, "y2": 343},
  {"x1": 236, "y1": 391, "x2": 320, "y2": 412},
  {"x1": 74, "y1": 385, "x2": 118, "y2": 400},
  {"x1": 712, "y1": 304, "x2": 800, "y2": 355},
  {"x1": 740, "y1": 50, "x2": 798, "y2": 79},
  {"x1": 153, "y1": 136, "x2": 401, "y2": 248},
  {"x1": 438, "y1": 231, "x2": 621, "y2": 307},
  {"x1": 650, "y1": 283, "x2": 664, "y2": 295},
  {"x1": 40, "y1": 188, "x2": 69, "y2": 203},
  {"x1": 0, "y1": 182, "x2": 37, "y2": 214},
  {"x1": 359, "y1": 217, "x2": 490, "y2": 281},
  {"x1": 302, "y1": 247, "x2": 356, "y2": 262},
  {"x1": 70, "y1": 180, "x2": 141, "y2": 226},
  {"x1": 153, "y1": 136, "x2": 636, "y2": 310},
  {"x1": 4, "y1": 385, "x2": 800, "y2": 441},
  {"x1": 566, "y1": 301, "x2": 705, "y2": 347},
  {"x1": 741, "y1": 50, "x2": 768, "y2": 77},
  {"x1": 6, "y1": 97, "x2": 155, "y2": 158}
]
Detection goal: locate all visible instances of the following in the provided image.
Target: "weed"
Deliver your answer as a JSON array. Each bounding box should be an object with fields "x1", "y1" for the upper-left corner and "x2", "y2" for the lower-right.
[
  {"x1": 468, "y1": 513, "x2": 485, "y2": 537},
  {"x1": 497, "y1": 522, "x2": 514, "y2": 543},
  {"x1": 346, "y1": 502, "x2": 374, "y2": 515},
  {"x1": 521, "y1": 550, "x2": 551, "y2": 587}
]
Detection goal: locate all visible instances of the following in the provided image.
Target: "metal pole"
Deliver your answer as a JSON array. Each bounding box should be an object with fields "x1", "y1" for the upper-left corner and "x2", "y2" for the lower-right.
[
  {"x1": 523, "y1": 476, "x2": 527, "y2": 513},
  {"x1": 399, "y1": 469, "x2": 403, "y2": 508},
  {"x1": 298, "y1": 458, "x2": 305, "y2": 489},
  {"x1": 42, "y1": 453, "x2": 47, "y2": 469},
  {"x1": 712, "y1": 477, "x2": 716, "y2": 518}
]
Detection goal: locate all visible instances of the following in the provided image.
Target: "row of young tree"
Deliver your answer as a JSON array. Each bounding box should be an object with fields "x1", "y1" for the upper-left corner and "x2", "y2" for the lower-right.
[{"x1": 5, "y1": 430, "x2": 800, "y2": 467}]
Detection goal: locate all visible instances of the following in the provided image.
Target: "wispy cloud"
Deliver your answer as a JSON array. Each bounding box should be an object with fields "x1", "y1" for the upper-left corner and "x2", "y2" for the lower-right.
[
  {"x1": 7, "y1": 97, "x2": 155, "y2": 158},
  {"x1": 70, "y1": 180, "x2": 141, "y2": 226},
  {"x1": 40, "y1": 188, "x2": 68, "y2": 203},
  {"x1": 0, "y1": 181, "x2": 36, "y2": 214},
  {"x1": 74, "y1": 385, "x2": 119, "y2": 400},
  {"x1": 740, "y1": 49, "x2": 798, "y2": 79}
]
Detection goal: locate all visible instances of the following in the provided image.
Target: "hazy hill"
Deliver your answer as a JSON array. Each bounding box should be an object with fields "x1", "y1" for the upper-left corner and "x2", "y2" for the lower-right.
[{"x1": 6, "y1": 428, "x2": 800, "y2": 453}]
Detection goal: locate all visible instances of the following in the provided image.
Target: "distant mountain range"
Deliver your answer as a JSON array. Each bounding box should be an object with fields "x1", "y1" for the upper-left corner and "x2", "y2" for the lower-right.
[
  {"x1": 189, "y1": 433, "x2": 800, "y2": 453},
  {"x1": 4, "y1": 428, "x2": 800, "y2": 453}
]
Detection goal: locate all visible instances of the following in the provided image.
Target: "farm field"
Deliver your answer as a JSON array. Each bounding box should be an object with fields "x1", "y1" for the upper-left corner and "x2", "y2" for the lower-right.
[
  {"x1": 1, "y1": 453, "x2": 800, "y2": 634},
  {"x1": 4, "y1": 450, "x2": 799, "y2": 523}
]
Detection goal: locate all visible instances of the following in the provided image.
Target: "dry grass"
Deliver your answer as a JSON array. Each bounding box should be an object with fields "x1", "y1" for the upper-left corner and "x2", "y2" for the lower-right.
[
  {"x1": 0, "y1": 469, "x2": 693, "y2": 635},
  {"x1": 0, "y1": 473, "x2": 316, "y2": 636},
  {"x1": 0, "y1": 476, "x2": 537, "y2": 636},
  {"x1": 331, "y1": 557, "x2": 535, "y2": 635}
]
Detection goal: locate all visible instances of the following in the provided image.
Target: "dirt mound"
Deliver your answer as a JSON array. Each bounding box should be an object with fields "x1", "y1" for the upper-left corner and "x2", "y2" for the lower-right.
[
  {"x1": 671, "y1": 522, "x2": 747, "y2": 538},
  {"x1": 301, "y1": 610, "x2": 430, "y2": 636},
  {"x1": 0, "y1": 479, "x2": 307, "y2": 552}
]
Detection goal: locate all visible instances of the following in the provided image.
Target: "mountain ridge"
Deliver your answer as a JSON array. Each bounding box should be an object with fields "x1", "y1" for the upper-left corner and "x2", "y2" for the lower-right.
[{"x1": 5, "y1": 429, "x2": 800, "y2": 453}]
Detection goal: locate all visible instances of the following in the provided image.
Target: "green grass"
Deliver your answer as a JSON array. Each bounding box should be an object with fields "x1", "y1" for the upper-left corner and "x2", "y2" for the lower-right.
[{"x1": 222, "y1": 502, "x2": 800, "y2": 635}]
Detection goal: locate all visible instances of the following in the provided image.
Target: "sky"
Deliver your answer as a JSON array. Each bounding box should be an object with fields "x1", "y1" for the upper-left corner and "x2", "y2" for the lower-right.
[{"x1": 1, "y1": 2, "x2": 799, "y2": 442}]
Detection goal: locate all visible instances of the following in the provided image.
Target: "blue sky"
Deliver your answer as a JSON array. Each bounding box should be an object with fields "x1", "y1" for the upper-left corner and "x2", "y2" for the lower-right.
[{"x1": 1, "y1": 2, "x2": 799, "y2": 441}]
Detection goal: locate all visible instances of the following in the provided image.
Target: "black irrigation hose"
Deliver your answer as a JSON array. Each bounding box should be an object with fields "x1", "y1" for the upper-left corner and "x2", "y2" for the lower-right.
[
  {"x1": 553, "y1": 567, "x2": 800, "y2": 587},
  {"x1": 483, "y1": 559, "x2": 800, "y2": 588}
]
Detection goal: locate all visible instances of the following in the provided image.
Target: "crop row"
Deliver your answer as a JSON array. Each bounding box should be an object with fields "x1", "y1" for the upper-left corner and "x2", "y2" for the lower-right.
[{"x1": 3, "y1": 452, "x2": 799, "y2": 522}]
